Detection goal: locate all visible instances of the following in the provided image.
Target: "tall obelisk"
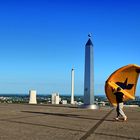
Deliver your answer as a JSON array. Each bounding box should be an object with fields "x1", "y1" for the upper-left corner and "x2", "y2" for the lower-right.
[{"x1": 83, "y1": 34, "x2": 98, "y2": 109}]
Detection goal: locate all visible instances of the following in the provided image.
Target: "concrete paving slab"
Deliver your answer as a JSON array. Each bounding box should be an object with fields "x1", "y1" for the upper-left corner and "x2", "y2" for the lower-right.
[{"x1": 0, "y1": 104, "x2": 139, "y2": 140}]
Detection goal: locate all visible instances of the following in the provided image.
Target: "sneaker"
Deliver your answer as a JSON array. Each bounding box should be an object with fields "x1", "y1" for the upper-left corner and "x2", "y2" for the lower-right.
[
  {"x1": 124, "y1": 116, "x2": 127, "y2": 121},
  {"x1": 115, "y1": 117, "x2": 119, "y2": 121}
]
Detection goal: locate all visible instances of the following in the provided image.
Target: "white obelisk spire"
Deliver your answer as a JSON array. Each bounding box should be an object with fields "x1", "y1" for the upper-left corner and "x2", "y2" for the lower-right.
[{"x1": 71, "y1": 68, "x2": 74, "y2": 104}]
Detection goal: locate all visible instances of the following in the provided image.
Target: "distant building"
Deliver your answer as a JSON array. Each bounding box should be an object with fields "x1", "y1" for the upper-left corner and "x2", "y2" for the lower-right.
[
  {"x1": 98, "y1": 101, "x2": 106, "y2": 107},
  {"x1": 29, "y1": 90, "x2": 37, "y2": 104},
  {"x1": 62, "y1": 100, "x2": 67, "y2": 105},
  {"x1": 51, "y1": 93, "x2": 60, "y2": 104}
]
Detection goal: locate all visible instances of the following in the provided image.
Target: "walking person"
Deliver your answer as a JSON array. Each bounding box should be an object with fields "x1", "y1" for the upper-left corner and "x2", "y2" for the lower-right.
[{"x1": 113, "y1": 87, "x2": 127, "y2": 121}]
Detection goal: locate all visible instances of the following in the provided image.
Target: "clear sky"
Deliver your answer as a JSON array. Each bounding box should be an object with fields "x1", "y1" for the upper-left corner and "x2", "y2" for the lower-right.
[{"x1": 0, "y1": 0, "x2": 140, "y2": 96}]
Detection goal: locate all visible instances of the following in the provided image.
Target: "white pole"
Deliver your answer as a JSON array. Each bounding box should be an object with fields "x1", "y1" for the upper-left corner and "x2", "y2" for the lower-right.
[{"x1": 71, "y1": 68, "x2": 74, "y2": 104}]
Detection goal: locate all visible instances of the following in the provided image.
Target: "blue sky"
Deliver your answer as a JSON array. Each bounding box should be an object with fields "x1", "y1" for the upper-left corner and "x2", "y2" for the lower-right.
[{"x1": 0, "y1": 0, "x2": 140, "y2": 96}]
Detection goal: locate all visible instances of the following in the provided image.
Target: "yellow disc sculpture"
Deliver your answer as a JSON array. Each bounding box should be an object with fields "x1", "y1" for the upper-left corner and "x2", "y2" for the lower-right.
[{"x1": 105, "y1": 64, "x2": 140, "y2": 106}]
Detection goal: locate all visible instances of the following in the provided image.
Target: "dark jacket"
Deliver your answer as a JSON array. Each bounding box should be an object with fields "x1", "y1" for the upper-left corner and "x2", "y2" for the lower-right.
[{"x1": 114, "y1": 92, "x2": 124, "y2": 103}]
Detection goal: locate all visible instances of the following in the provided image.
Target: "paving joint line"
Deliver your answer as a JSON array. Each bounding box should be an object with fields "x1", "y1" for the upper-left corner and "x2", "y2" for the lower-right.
[{"x1": 79, "y1": 108, "x2": 114, "y2": 140}]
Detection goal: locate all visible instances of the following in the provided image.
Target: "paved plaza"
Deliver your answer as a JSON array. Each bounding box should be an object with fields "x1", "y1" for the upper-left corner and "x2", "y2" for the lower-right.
[{"x1": 0, "y1": 104, "x2": 140, "y2": 140}]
